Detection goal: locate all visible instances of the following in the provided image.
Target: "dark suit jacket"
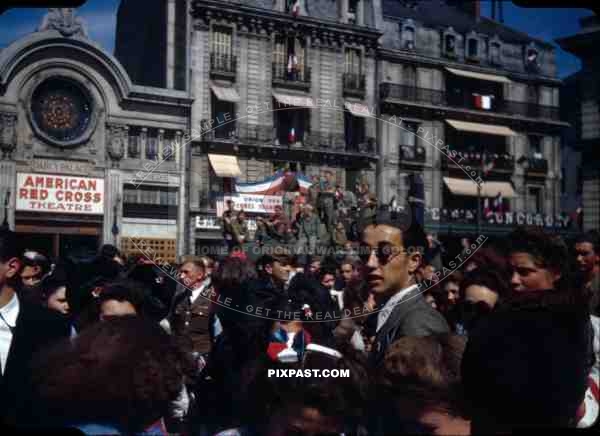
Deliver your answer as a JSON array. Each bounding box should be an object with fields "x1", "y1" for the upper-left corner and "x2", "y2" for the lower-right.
[
  {"x1": 0, "y1": 301, "x2": 71, "y2": 428},
  {"x1": 370, "y1": 289, "x2": 449, "y2": 366}
]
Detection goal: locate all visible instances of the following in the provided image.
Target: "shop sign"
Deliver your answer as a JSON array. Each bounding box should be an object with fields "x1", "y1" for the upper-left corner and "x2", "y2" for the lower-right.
[
  {"x1": 195, "y1": 215, "x2": 221, "y2": 230},
  {"x1": 16, "y1": 172, "x2": 104, "y2": 215},
  {"x1": 216, "y1": 194, "x2": 283, "y2": 216},
  {"x1": 424, "y1": 208, "x2": 572, "y2": 229},
  {"x1": 30, "y1": 159, "x2": 94, "y2": 176}
]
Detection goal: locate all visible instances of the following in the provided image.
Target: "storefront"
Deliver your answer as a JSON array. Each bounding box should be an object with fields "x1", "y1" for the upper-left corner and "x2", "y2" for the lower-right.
[
  {"x1": 0, "y1": 9, "x2": 191, "y2": 260},
  {"x1": 12, "y1": 169, "x2": 104, "y2": 259}
]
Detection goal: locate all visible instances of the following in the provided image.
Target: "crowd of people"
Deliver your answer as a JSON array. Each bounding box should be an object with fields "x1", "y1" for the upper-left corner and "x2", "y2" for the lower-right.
[
  {"x1": 222, "y1": 173, "x2": 377, "y2": 259},
  {"x1": 0, "y1": 204, "x2": 599, "y2": 435}
]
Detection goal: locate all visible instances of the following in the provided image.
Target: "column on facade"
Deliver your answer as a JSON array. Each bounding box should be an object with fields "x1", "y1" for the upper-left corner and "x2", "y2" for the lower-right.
[
  {"x1": 0, "y1": 161, "x2": 16, "y2": 230},
  {"x1": 166, "y1": 0, "x2": 176, "y2": 89},
  {"x1": 512, "y1": 133, "x2": 526, "y2": 212},
  {"x1": 158, "y1": 129, "x2": 165, "y2": 161},
  {"x1": 140, "y1": 127, "x2": 148, "y2": 160},
  {"x1": 103, "y1": 169, "x2": 122, "y2": 246}
]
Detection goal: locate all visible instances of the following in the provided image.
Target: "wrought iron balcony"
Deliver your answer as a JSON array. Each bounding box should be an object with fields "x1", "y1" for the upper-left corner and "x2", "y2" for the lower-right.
[
  {"x1": 343, "y1": 73, "x2": 366, "y2": 97},
  {"x1": 272, "y1": 62, "x2": 311, "y2": 90},
  {"x1": 198, "y1": 120, "x2": 376, "y2": 156},
  {"x1": 442, "y1": 152, "x2": 515, "y2": 172},
  {"x1": 380, "y1": 83, "x2": 561, "y2": 121},
  {"x1": 210, "y1": 52, "x2": 237, "y2": 79},
  {"x1": 399, "y1": 145, "x2": 426, "y2": 163},
  {"x1": 521, "y1": 156, "x2": 549, "y2": 175},
  {"x1": 380, "y1": 83, "x2": 445, "y2": 106}
]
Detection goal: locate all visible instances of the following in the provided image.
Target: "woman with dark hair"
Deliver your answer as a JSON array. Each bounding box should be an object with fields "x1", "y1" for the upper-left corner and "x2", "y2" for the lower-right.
[
  {"x1": 457, "y1": 267, "x2": 510, "y2": 334},
  {"x1": 31, "y1": 317, "x2": 192, "y2": 434},
  {"x1": 461, "y1": 227, "x2": 592, "y2": 432}
]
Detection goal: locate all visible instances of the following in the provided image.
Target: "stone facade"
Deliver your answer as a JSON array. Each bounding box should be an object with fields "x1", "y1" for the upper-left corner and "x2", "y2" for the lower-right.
[
  {"x1": 0, "y1": 8, "x2": 191, "y2": 261},
  {"x1": 377, "y1": 0, "x2": 565, "y2": 238},
  {"x1": 557, "y1": 15, "x2": 600, "y2": 232}
]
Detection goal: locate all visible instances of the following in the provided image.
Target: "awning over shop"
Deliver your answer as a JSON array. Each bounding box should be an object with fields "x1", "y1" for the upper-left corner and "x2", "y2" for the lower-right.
[
  {"x1": 272, "y1": 91, "x2": 314, "y2": 107},
  {"x1": 445, "y1": 67, "x2": 513, "y2": 84},
  {"x1": 446, "y1": 119, "x2": 518, "y2": 137},
  {"x1": 443, "y1": 177, "x2": 516, "y2": 198},
  {"x1": 210, "y1": 82, "x2": 240, "y2": 102},
  {"x1": 344, "y1": 101, "x2": 371, "y2": 117},
  {"x1": 208, "y1": 154, "x2": 241, "y2": 178}
]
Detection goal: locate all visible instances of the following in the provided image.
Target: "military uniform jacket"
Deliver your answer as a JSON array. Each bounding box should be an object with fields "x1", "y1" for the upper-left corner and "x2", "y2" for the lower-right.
[{"x1": 170, "y1": 279, "x2": 213, "y2": 355}]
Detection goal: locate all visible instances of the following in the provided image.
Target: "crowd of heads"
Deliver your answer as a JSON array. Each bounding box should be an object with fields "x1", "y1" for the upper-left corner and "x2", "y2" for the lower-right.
[{"x1": 0, "y1": 208, "x2": 599, "y2": 434}]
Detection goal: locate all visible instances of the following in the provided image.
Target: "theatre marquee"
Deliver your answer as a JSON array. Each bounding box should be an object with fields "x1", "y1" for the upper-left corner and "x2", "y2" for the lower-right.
[{"x1": 16, "y1": 172, "x2": 104, "y2": 215}]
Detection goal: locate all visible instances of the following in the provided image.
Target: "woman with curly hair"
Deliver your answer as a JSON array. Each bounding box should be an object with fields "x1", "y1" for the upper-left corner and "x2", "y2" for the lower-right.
[{"x1": 31, "y1": 316, "x2": 193, "y2": 434}]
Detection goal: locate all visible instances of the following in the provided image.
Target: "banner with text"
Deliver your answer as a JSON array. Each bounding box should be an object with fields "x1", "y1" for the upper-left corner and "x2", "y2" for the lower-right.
[
  {"x1": 16, "y1": 173, "x2": 105, "y2": 215},
  {"x1": 216, "y1": 194, "x2": 282, "y2": 217}
]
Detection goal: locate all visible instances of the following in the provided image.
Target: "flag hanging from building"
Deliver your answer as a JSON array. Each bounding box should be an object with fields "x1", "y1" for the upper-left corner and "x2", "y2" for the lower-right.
[
  {"x1": 235, "y1": 171, "x2": 312, "y2": 195},
  {"x1": 473, "y1": 93, "x2": 493, "y2": 110},
  {"x1": 483, "y1": 154, "x2": 495, "y2": 176}
]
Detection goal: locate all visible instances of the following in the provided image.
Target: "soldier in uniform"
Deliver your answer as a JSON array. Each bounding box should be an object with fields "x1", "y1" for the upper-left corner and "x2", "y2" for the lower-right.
[
  {"x1": 317, "y1": 170, "x2": 337, "y2": 244},
  {"x1": 170, "y1": 258, "x2": 214, "y2": 373}
]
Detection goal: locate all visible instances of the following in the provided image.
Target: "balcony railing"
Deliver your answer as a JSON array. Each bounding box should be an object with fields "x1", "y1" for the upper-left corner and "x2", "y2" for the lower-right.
[
  {"x1": 380, "y1": 83, "x2": 561, "y2": 121},
  {"x1": 210, "y1": 52, "x2": 237, "y2": 78},
  {"x1": 380, "y1": 83, "x2": 445, "y2": 106},
  {"x1": 502, "y1": 101, "x2": 559, "y2": 121},
  {"x1": 343, "y1": 73, "x2": 366, "y2": 97},
  {"x1": 525, "y1": 156, "x2": 549, "y2": 174},
  {"x1": 272, "y1": 62, "x2": 311, "y2": 89},
  {"x1": 399, "y1": 145, "x2": 426, "y2": 163},
  {"x1": 442, "y1": 152, "x2": 515, "y2": 172},
  {"x1": 199, "y1": 120, "x2": 376, "y2": 155}
]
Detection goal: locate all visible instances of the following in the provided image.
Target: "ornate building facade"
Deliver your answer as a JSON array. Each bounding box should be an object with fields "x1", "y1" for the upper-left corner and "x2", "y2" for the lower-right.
[
  {"x1": 376, "y1": 0, "x2": 569, "y2": 244},
  {"x1": 0, "y1": 9, "x2": 191, "y2": 262},
  {"x1": 558, "y1": 14, "x2": 600, "y2": 232},
  {"x1": 107, "y1": 0, "x2": 574, "y2": 255}
]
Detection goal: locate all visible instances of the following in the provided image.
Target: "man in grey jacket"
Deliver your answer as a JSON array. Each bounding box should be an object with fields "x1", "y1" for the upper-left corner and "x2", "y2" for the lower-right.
[{"x1": 361, "y1": 206, "x2": 449, "y2": 366}]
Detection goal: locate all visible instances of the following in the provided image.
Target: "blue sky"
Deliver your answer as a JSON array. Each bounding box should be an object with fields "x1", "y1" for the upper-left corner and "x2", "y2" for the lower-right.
[{"x1": 0, "y1": 1, "x2": 593, "y2": 78}]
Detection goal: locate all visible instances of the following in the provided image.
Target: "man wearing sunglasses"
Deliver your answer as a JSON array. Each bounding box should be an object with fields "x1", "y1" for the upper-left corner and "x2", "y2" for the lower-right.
[{"x1": 361, "y1": 206, "x2": 449, "y2": 365}]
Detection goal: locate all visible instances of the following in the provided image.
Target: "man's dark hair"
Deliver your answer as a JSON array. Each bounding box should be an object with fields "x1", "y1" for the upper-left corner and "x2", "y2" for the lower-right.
[
  {"x1": 99, "y1": 244, "x2": 121, "y2": 260},
  {"x1": 575, "y1": 231, "x2": 600, "y2": 254},
  {"x1": 0, "y1": 229, "x2": 19, "y2": 262},
  {"x1": 97, "y1": 279, "x2": 146, "y2": 314},
  {"x1": 359, "y1": 204, "x2": 427, "y2": 254}
]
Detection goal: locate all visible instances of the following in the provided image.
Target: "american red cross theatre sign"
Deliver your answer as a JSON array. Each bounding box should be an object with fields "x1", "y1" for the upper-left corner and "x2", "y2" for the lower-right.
[{"x1": 16, "y1": 172, "x2": 104, "y2": 215}]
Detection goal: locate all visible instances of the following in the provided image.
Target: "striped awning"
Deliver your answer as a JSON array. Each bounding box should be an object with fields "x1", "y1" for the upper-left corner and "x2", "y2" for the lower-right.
[
  {"x1": 445, "y1": 67, "x2": 513, "y2": 84},
  {"x1": 443, "y1": 177, "x2": 516, "y2": 198},
  {"x1": 446, "y1": 119, "x2": 518, "y2": 137},
  {"x1": 208, "y1": 154, "x2": 241, "y2": 178},
  {"x1": 210, "y1": 82, "x2": 240, "y2": 102}
]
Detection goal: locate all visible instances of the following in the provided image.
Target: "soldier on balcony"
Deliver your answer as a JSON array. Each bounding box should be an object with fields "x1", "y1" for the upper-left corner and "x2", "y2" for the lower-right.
[{"x1": 317, "y1": 170, "x2": 337, "y2": 245}]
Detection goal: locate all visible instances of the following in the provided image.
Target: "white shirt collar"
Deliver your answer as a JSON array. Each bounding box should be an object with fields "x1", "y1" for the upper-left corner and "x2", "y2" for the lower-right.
[
  {"x1": 376, "y1": 284, "x2": 420, "y2": 332},
  {"x1": 190, "y1": 277, "x2": 211, "y2": 303},
  {"x1": 0, "y1": 292, "x2": 19, "y2": 328}
]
